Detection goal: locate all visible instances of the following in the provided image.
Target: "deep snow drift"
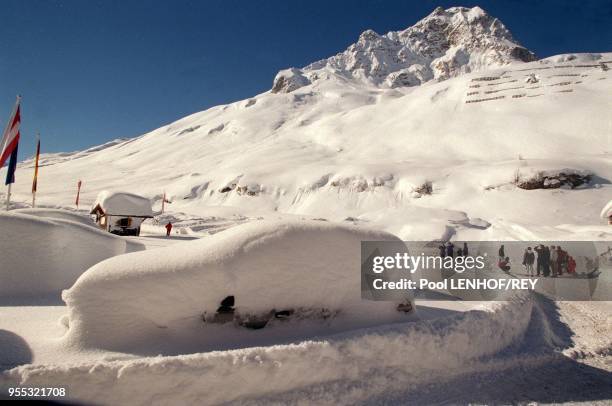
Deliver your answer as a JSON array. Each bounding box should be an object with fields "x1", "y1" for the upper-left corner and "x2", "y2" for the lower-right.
[
  {"x1": 0, "y1": 210, "x2": 143, "y2": 300},
  {"x1": 2, "y1": 294, "x2": 535, "y2": 406},
  {"x1": 62, "y1": 220, "x2": 414, "y2": 353}
]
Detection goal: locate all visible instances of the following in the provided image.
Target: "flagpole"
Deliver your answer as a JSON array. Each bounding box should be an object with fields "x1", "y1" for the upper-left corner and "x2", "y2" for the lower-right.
[
  {"x1": 5, "y1": 183, "x2": 11, "y2": 210},
  {"x1": 32, "y1": 133, "x2": 40, "y2": 208}
]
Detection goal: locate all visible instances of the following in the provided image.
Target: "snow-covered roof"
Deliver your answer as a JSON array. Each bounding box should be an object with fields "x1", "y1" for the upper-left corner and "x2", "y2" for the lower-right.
[
  {"x1": 92, "y1": 191, "x2": 153, "y2": 217},
  {"x1": 601, "y1": 200, "x2": 612, "y2": 219}
]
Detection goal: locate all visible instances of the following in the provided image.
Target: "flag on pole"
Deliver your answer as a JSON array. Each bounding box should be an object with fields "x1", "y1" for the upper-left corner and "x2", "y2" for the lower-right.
[
  {"x1": 0, "y1": 96, "x2": 21, "y2": 185},
  {"x1": 5, "y1": 142, "x2": 18, "y2": 186},
  {"x1": 75, "y1": 180, "x2": 82, "y2": 208}
]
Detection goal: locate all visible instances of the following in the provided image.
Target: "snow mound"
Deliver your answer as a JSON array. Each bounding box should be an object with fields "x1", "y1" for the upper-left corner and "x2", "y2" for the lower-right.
[
  {"x1": 601, "y1": 200, "x2": 612, "y2": 219},
  {"x1": 13, "y1": 208, "x2": 97, "y2": 228},
  {"x1": 0, "y1": 212, "x2": 144, "y2": 299},
  {"x1": 62, "y1": 220, "x2": 413, "y2": 352},
  {"x1": 92, "y1": 191, "x2": 153, "y2": 216},
  {"x1": 4, "y1": 294, "x2": 533, "y2": 405}
]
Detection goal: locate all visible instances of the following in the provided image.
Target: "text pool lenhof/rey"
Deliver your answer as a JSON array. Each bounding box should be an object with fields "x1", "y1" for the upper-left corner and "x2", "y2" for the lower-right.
[{"x1": 371, "y1": 277, "x2": 539, "y2": 291}]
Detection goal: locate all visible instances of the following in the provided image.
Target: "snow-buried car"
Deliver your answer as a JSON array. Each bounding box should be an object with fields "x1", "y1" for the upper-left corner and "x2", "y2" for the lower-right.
[{"x1": 62, "y1": 220, "x2": 415, "y2": 352}]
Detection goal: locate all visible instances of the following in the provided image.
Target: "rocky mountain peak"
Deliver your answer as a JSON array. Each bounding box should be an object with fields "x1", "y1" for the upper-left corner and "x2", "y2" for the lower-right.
[{"x1": 271, "y1": 6, "x2": 536, "y2": 93}]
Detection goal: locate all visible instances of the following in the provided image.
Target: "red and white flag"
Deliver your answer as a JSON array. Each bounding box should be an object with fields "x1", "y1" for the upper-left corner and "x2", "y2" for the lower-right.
[{"x1": 0, "y1": 96, "x2": 21, "y2": 170}]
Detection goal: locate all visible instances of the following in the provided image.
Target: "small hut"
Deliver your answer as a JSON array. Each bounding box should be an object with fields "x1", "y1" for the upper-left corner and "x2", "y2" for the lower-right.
[
  {"x1": 90, "y1": 191, "x2": 153, "y2": 236},
  {"x1": 601, "y1": 200, "x2": 612, "y2": 225}
]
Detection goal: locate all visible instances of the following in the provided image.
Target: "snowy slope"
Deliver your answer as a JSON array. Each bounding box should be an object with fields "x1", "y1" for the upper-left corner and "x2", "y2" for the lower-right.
[
  {"x1": 5, "y1": 53, "x2": 611, "y2": 242},
  {"x1": 1, "y1": 7, "x2": 610, "y2": 242}
]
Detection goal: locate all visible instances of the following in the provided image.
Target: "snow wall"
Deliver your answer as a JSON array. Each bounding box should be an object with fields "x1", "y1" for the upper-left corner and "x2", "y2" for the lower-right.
[
  {"x1": 0, "y1": 211, "x2": 143, "y2": 299},
  {"x1": 2, "y1": 294, "x2": 533, "y2": 405},
  {"x1": 13, "y1": 208, "x2": 98, "y2": 228},
  {"x1": 62, "y1": 220, "x2": 414, "y2": 352}
]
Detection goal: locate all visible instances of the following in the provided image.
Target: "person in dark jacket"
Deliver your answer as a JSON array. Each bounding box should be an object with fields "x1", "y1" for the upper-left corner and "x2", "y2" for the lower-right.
[
  {"x1": 523, "y1": 247, "x2": 535, "y2": 276},
  {"x1": 439, "y1": 244, "x2": 446, "y2": 258},
  {"x1": 543, "y1": 245, "x2": 551, "y2": 277},
  {"x1": 534, "y1": 245, "x2": 544, "y2": 276},
  {"x1": 446, "y1": 242, "x2": 454, "y2": 258},
  {"x1": 463, "y1": 242, "x2": 469, "y2": 257},
  {"x1": 498, "y1": 245, "x2": 505, "y2": 259}
]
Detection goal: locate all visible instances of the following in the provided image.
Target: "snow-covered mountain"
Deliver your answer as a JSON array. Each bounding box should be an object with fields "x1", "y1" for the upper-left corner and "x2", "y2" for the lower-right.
[
  {"x1": 4, "y1": 7, "x2": 611, "y2": 242},
  {"x1": 272, "y1": 6, "x2": 536, "y2": 93}
]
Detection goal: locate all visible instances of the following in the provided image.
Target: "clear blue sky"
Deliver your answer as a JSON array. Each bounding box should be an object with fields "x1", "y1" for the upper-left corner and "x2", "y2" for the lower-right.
[{"x1": 1, "y1": 0, "x2": 611, "y2": 159}]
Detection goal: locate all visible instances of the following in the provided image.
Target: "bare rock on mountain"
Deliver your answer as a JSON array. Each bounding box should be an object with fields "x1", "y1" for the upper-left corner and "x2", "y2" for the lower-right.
[{"x1": 271, "y1": 68, "x2": 311, "y2": 93}]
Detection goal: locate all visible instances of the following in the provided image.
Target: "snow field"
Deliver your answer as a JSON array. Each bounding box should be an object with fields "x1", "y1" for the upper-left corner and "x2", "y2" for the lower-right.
[
  {"x1": 3, "y1": 54, "x2": 610, "y2": 233},
  {"x1": 1, "y1": 293, "x2": 533, "y2": 406}
]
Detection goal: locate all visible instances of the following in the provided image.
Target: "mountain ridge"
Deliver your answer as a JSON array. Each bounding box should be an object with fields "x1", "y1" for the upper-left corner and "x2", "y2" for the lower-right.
[{"x1": 272, "y1": 6, "x2": 536, "y2": 93}]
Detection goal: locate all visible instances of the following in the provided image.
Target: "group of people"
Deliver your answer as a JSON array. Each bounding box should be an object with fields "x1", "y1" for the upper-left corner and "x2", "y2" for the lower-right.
[
  {"x1": 436, "y1": 242, "x2": 578, "y2": 278},
  {"x1": 438, "y1": 242, "x2": 469, "y2": 258},
  {"x1": 520, "y1": 245, "x2": 576, "y2": 277}
]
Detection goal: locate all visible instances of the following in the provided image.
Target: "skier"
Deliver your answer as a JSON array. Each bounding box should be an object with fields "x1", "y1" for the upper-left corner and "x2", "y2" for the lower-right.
[
  {"x1": 463, "y1": 242, "x2": 469, "y2": 257},
  {"x1": 498, "y1": 244, "x2": 505, "y2": 259},
  {"x1": 522, "y1": 247, "x2": 535, "y2": 277},
  {"x1": 165, "y1": 221, "x2": 173, "y2": 237}
]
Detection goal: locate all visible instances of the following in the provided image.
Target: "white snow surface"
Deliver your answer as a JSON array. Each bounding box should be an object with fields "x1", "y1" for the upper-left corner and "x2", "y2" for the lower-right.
[
  {"x1": 4, "y1": 52, "x2": 611, "y2": 243},
  {"x1": 0, "y1": 211, "x2": 143, "y2": 300},
  {"x1": 12, "y1": 207, "x2": 97, "y2": 228},
  {"x1": 2, "y1": 294, "x2": 534, "y2": 405},
  {"x1": 601, "y1": 200, "x2": 612, "y2": 219},
  {"x1": 92, "y1": 190, "x2": 153, "y2": 216},
  {"x1": 62, "y1": 220, "x2": 413, "y2": 352},
  {"x1": 0, "y1": 7, "x2": 609, "y2": 405}
]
